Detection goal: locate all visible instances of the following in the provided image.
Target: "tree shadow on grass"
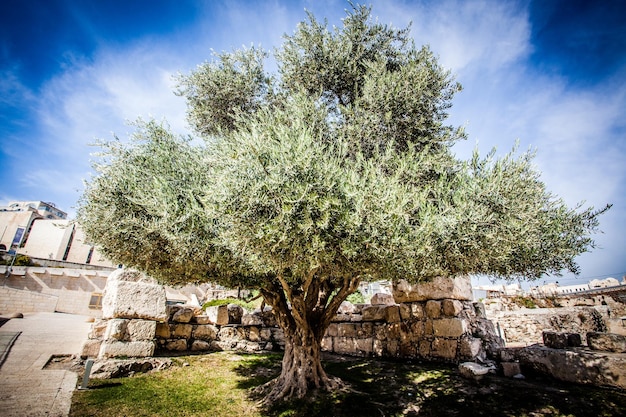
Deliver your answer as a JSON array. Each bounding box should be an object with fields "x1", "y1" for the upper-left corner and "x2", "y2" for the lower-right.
[{"x1": 233, "y1": 353, "x2": 626, "y2": 417}]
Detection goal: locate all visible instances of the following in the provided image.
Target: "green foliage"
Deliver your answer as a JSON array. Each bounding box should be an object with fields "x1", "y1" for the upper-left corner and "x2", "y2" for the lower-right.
[
  {"x1": 202, "y1": 298, "x2": 259, "y2": 312},
  {"x1": 510, "y1": 296, "x2": 537, "y2": 309},
  {"x1": 346, "y1": 290, "x2": 365, "y2": 305},
  {"x1": 13, "y1": 254, "x2": 33, "y2": 266}
]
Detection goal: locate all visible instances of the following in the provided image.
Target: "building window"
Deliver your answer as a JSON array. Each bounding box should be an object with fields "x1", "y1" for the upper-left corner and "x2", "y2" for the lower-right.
[
  {"x1": 86, "y1": 247, "x2": 94, "y2": 264},
  {"x1": 89, "y1": 293, "x2": 103, "y2": 309}
]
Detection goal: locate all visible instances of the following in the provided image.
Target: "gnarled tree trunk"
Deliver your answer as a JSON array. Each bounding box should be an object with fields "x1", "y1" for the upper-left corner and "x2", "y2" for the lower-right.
[{"x1": 256, "y1": 274, "x2": 360, "y2": 403}]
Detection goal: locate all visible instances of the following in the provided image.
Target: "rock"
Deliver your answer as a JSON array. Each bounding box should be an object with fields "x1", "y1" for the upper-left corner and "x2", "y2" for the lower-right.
[
  {"x1": 192, "y1": 324, "x2": 218, "y2": 341},
  {"x1": 127, "y1": 320, "x2": 156, "y2": 341},
  {"x1": 442, "y1": 299, "x2": 463, "y2": 317},
  {"x1": 165, "y1": 339, "x2": 188, "y2": 351},
  {"x1": 542, "y1": 330, "x2": 568, "y2": 349},
  {"x1": 101, "y1": 269, "x2": 167, "y2": 321},
  {"x1": 227, "y1": 304, "x2": 243, "y2": 324},
  {"x1": 9, "y1": 312, "x2": 23, "y2": 319},
  {"x1": 99, "y1": 340, "x2": 156, "y2": 358},
  {"x1": 501, "y1": 362, "x2": 521, "y2": 378},
  {"x1": 371, "y1": 293, "x2": 395, "y2": 305},
  {"x1": 361, "y1": 305, "x2": 386, "y2": 321},
  {"x1": 587, "y1": 332, "x2": 626, "y2": 353},
  {"x1": 425, "y1": 300, "x2": 441, "y2": 318},
  {"x1": 170, "y1": 306, "x2": 195, "y2": 323},
  {"x1": 89, "y1": 358, "x2": 172, "y2": 379},
  {"x1": 104, "y1": 319, "x2": 128, "y2": 341},
  {"x1": 241, "y1": 312, "x2": 263, "y2": 326},
  {"x1": 194, "y1": 315, "x2": 212, "y2": 325},
  {"x1": 393, "y1": 276, "x2": 472, "y2": 303},
  {"x1": 191, "y1": 340, "x2": 211, "y2": 351},
  {"x1": 80, "y1": 339, "x2": 103, "y2": 359},
  {"x1": 433, "y1": 318, "x2": 467, "y2": 338},
  {"x1": 458, "y1": 362, "x2": 490, "y2": 380},
  {"x1": 337, "y1": 301, "x2": 356, "y2": 314}
]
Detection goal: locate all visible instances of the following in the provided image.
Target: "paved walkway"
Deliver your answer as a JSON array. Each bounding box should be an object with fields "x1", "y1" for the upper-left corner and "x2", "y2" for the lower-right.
[{"x1": 0, "y1": 312, "x2": 92, "y2": 417}]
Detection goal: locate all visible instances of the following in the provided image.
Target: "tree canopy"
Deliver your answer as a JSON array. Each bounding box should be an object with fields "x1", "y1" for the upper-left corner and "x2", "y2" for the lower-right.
[{"x1": 78, "y1": 5, "x2": 608, "y2": 402}]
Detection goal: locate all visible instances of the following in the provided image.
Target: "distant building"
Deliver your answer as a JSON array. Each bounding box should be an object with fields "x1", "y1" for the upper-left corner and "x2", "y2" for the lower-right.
[{"x1": 0, "y1": 201, "x2": 114, "y2": 268}]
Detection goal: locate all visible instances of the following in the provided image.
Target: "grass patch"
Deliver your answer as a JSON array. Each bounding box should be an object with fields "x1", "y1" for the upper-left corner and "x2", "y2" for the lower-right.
[
  {"x1": 202, "y1": 297, "x2": 261, "y2": 311},
  {"x1": 71, "y1": 352, "x2": 626, "y2": 417}
]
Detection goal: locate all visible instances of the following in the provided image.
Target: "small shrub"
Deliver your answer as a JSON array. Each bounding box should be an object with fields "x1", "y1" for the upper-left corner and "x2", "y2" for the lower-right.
[
  {"x1": 203, "y1": 298, "x2": 258, "y2": 311},
  {"x1": 346, "y1": 290, "x2": 365, "y2": 304}
]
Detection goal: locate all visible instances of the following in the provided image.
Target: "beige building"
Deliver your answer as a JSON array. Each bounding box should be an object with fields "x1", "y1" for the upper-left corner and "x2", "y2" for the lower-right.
[{"x1": 1, "y1": 201, "x2": 114, "y2": 268}]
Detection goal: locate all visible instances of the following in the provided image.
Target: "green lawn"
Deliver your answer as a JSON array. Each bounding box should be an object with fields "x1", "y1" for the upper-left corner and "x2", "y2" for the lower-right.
[{"x1": 70, "y1": 352, "x2": 626, "y2": 417}]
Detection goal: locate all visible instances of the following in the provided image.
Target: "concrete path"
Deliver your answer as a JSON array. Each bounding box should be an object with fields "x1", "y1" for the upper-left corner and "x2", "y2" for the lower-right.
[{"x1": 0, "y1": 312, "x2": 92, "y2": 417}]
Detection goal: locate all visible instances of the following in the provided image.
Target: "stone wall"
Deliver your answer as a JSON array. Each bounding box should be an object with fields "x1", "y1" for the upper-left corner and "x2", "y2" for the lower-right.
[
  {"x1": 83, "y1": 273, "x2": 503, "y2": 365},
  {"x1": 0, "y1": 266, "x2": 108, "y2": 317},
  {"x1": 0, "y1": 287, "x2": 58, "y2": 314},
  {"x1": 487, "y1": 306, "x2": 607, "y2": 345}
]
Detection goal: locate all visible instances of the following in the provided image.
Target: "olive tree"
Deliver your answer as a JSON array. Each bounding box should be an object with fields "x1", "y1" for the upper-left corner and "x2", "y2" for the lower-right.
[{"x1": 78, "y1": 6, "x2": 608, "y2": 402}]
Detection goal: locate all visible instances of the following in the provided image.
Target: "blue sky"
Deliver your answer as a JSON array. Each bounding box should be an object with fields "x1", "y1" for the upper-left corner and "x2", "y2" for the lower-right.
[{"x1": 1, "y1": 0, "x2": 625, "y2": 286}]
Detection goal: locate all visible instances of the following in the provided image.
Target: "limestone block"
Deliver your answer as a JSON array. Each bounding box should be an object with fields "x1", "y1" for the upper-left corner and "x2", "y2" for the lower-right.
[
  {"x1": 587, "y1": 332, "x2": 626, "y2": 353},
  {"x1": 425, "y1": 301, "x2": 441, "y2": 318},
  {"x1": 399, "y1": 304, "x2": 411, "y2": 320},
  {"x1": 442, "y1": 299, "x2": 463, "y2": 317},
  {"x1": 433, "y1": 318, "x2": 467, "y2": 338},
  {"x1": 459, "y1": 336, "x2": 483, "y2": 360},
  {"x1": 191, "y1": 340, "x2": 211, "y2": 351},
  {"x1": 337, "y1": 323, "x2": 358, "y2": 337},
  {"x1": 81, "y1": 339, "x2": 102, "y2": 359},
  {"x1": 473, "y1": 302, "x2": 487, "y2": 319},
  {"x1": 102, "y1": 270, "x2": 167, "y2": 321},
  {"x1": 338, "y1": 301, "x2": 356, "y2": 314},
  {"x1": 170, "y1": 323, "x2": 193, "y2": 339},
  {"x1": 362, "y1": 305, "x2": 386, "y2": 321},
  {"x1": 334, "y1": 337, "x2": 357, "y2": 354},
  {"x1": 326, "y1": 323, "x2": 339, "y2": 337},
  {"x1": 392, "y1": 276, "x2": 472, "y2": 303},
  {"x1": 127, "y1": 320, "x2": 157, "y2": 341},
  {"x1": 270, "y1": 328, "x2": 285, "y2": 344},
  {"x1": 371, "y1": 293, "x2": 395, "y2": 305},
  {"x1": 458, "y1": 362, "x2": 490, "y2": 380},
  {"x1": 89, "y1": 319, "x2": 108, "y2": 340},
  {"x1": 194, "y1": 315, "x2": 212, "y2": 325},
  {"x1": 384, "y1": 306, "x2": 401, "y2": 323},
  {"x1": 419, "y1": 340, "x2": 431, "y2": 357},
  {"x1": 218, "y1": 326, "x2": 240, "y2": 340},
  {"x1": 165, "y1": 339, "x2": 188, "y2": 351},
  {"x1": 410, "y1": 303, "x2": 425, "y2": 319},
  {"x1": 241, "y1": 312, "x2": 263, "y2": 326},
  {"x1": 400, "y1": 342, "x2": 417, "y2": 357},
  {"x1": 248, "y1": 326, "x2": 260, "y2": 342},
  {"x1": 227, "y1": 304, "x2": 244, "y2": 324},
  {"x1": 501, "y1": 362, "x2": 521, "y2": 378},
  {"x1": 387, "y1": 340, "x2": 399, "y2": 356},
  {"x1": 193, "y1": 324, "x2": 218, "y2": 341},
  {"x1": 260, "y1": 328, "x2": 272, "y2": 341},
  {"x1": 387, "y1": 322, "x2": 403, "y2": 340},
  {"x1": 349, "y1": 314, "x2": 363, "y2": 322},
  {"x1": 355, "y1": 338, "x2": 373, "y2": 355},
  {"x1": 373, "y1": 339, "x2": 385, "y2": 356},
  {"x1": 99, "y1": 340, "x2": 156, "y2": 358},
  {"x1": 333, "y1": 313, "x2": 352, "y2": 322},
  {"x1": 431, "y1": 338, "x2": 458, "y2": 360},
  {"x1": 205, "y1": 305, "x2": 228, "y2": 325},
  {"x1": 357, "y1": 322, "x2": 374, "y2": 338},
  {"x1": 155, "y1": 322, "x2": 170, "y2": 339},
  {"x1": 410, "y1": 321, "x2": 425, "y2": 338},
  {"x1": 105, "y1": 319, "x2": 128, "y2": 341},
  {"x1": 171, "y1": 306, "x2": 195, "y2": 323}
]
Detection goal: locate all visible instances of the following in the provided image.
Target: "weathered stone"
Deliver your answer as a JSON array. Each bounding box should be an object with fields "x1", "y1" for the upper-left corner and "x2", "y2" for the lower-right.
[
  {"x1": 459, "y1": 336, "x2": 483, "y2": 360},
  {"x1": 101, "y1": 269, "x2": 167, "y2": 321},
  {"x1": 433, "y1": 318, "x2": 467, "y2": 338},
  {"x1": 105, "y1": 319, "x2": 128, "y2": 341},
  {"x1": 458, "y1": 362, "x2": 490, "y2": 380},
  {"x1": 155, "y1": 322, "x2": 170, "y2": 339},
  {"x1": 410, "y1": 303, "x2": 425, "y2": 319},
  {"x1": 241, "y1": 312, "x2": 263, "y2": 326},
  {"x1": 205, "y1": 305, "x2": 229, "y2": 325},
  {"x1": 506, "y1": 344, "x2": 626, "y2": 390},
  {"x1": 337, "y1": 301, "x2": 356, "y2": 314},
  {"x1": 170, "y1": 323, "x2": 193, "y2": 339},
  {"x1": 355, "y1": 338, "x2": 373, "y2": 355},
  {"x1": 371, "y1": 293, "x2": 395, "y2": 305},
  {"x1": 191, "y1": 340, "x2": 211, "y2": 351},
  {"x1": 193, "y1": 324, "x2": 218, "y2": 341},
  {"x1": 399, "y1": 304, "x2": 411, "y2": 320},
  {"x1": 127, "y1": 320, "x2": 156, "y2": 341},
  {"x1": 334, "y1": 337, "x2": 357, "y2": 355},
  {"x1": 260, "y1": 328, "x2": 272, "y2": 341},
  {"x1": 321, "y1": 336, "x2": 333, "y2": 351},
  {"x1": 587, "y1": 332, "x2": 626, "y2": 353},
  {"x1": 501, "y1": 362, "x2": 521, "y2": 378},
  {"x1": 542, "y1": 330, "x2": 568, "y2": 349},
  {"x1": 333, "y1": 313, "x2": 352, "y2": 322},
  {"x1": 425, "y1": 300, "x2": 441, "y2": 318},
  {"x1": 99, "y1": 340, "x2": 156, "y2": 358},
  {"x1": 248, "y1": 326, "x2": 260, "y2": 342},
  {"x1": 362, "y1": 305, "x2": 387, "y2": 321},
  {"x1": 194, "y1": 315, "x2": 212, "y2": 325},
  {"x1": 384, "y1": 306, "x2": 401, "y2": 323},
  {"x1": 90, "y1": 358, "x2": 172, "y2": 379},
  {"x1": 473, "y1": 302, "x2": 487, "y2": 319},
  {"x1": 227, "y1": 304, "x2": 244, "y2": 324},
  {"x1": 218, "y1": 326, "x2": 241, "y2": 340},
  {"x1": 80, "y1": 339, "x2": 102, "y2": 359},
  {"x1": 431, "y1": 338, "x2": 457, "y2": 360},
  {"x1": 165, "y1": 339, "x2": 188, "y2": 351},
  {"x1": 410, "y1": 321, "x2": 424, "y2": 338},
  {"x1": 373, "y1": 339, "x2": 385, "y2": 356},
  {"x1": 442, "y1": 299, "x2": 464, "y2": 317},
  {"x1": 171, "y1": 307, "x2": 195, "y2": 323},
  {"x1": 326, "y1": 323, "x2": 339, "y2": 337},
  {"x1": 393, "y1": 276, "x2": 472, "y2": 303},
  {"x1": 357, "y1": 322, "x2": 374, "y2": 338},
  {"x1": 89, "y1": 319, "x2": 108, "y2": 339},
  {"x1": 337, "y1": 323, "x2": 358, "y2": 337},
  {"x1": 418, "y1": 340, "x2": 431, "y2": 357},
  {"x1": 349, "y1": 314, "x2": 363, "y2": 322}
]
